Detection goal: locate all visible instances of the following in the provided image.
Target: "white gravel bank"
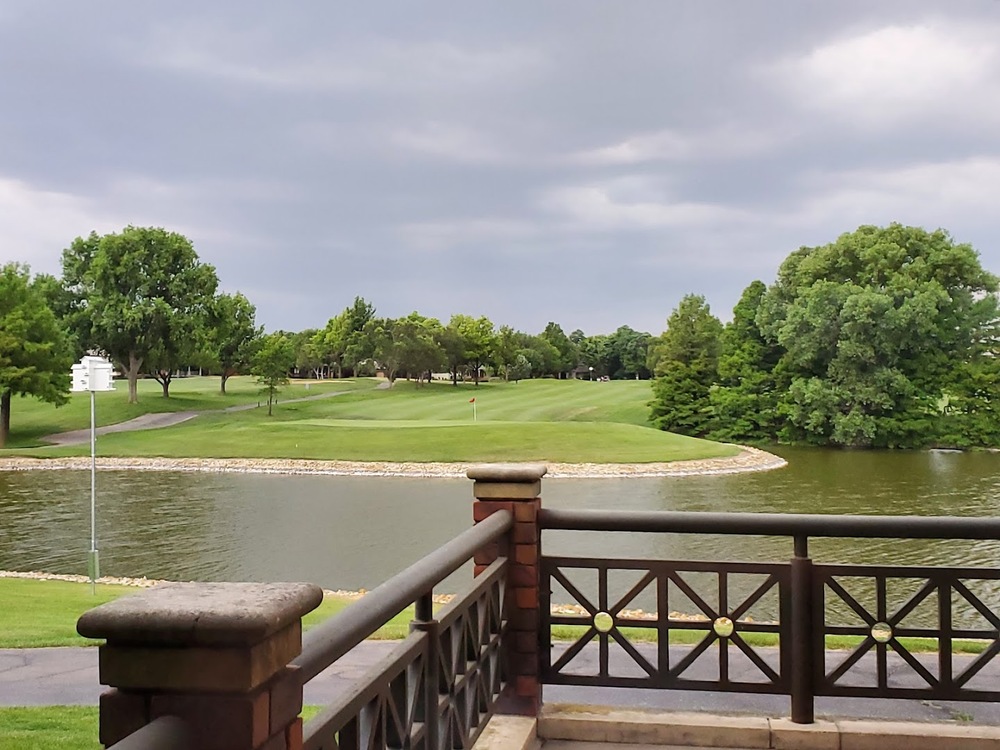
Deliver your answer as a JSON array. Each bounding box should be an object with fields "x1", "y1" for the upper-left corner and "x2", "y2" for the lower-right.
[{"x1": 0, "y1": 446, "x2": 784, "y2": 478}]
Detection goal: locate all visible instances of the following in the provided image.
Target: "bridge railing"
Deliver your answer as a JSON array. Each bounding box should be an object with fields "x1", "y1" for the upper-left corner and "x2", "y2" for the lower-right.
[
  {"x1": 294, "y1": 509, "x2": 512, "y2": 750},
  {"x1": 538, "y1": 508, "x2": 1000, "y2": 723},
  {"x1": 80, "y1": 464, "x2": 538, "y2": 750},
  {"x1": 78, "y1": 463, "x2": 1000, "y2": 749}
]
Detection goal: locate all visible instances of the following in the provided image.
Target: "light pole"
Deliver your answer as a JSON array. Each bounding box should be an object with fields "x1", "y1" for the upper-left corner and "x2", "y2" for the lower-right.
[
  {"x1": 70, "y1": 356, "x2": 115, "y2": 593},
  {"x1": 589, "y1": 366, "x2": 594, "y2": 381}
]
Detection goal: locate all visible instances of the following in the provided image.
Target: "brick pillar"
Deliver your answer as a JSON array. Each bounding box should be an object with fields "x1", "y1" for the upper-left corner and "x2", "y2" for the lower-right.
[
  {"x1": 468, "y1": 463, "x2": 546, "y2": 716},
  {"x1": 76, "y1": 582, "x2": 323, "y2": 750}
]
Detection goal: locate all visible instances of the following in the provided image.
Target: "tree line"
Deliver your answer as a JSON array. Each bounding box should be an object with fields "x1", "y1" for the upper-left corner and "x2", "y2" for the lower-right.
[
  {"x1": 287, "y1": 305, "x2": 652, "y2": 386},
  {"x1": 647, "y1": 224, "x2": 1000, "y2": 449},
  {"x1": 0, "y1": 225, "x2": 651, "y2": 446},
  {"x1": 6, "y1": 222, "x2": 998, "y2": 450}
]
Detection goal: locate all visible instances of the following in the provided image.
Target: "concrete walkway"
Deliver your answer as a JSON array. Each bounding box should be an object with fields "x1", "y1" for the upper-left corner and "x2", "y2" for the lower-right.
[
  {"x1": 4, "y1": 642, "x2": 999, "y2": 727},
  {"x1": 0, "y1": 642, "x2": 400, "y2": 707},
  {"x1": 40, "y1": 385, "x2": 370, "y2": 446}
]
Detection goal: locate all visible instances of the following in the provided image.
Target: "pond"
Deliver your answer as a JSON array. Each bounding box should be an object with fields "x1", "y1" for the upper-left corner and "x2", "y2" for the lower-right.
[{"x1": 2, "y1": 447, "x2": 999, "y2": 625}]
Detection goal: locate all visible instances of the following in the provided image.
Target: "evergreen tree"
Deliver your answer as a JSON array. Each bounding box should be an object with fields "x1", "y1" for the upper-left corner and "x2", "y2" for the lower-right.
[
  {"x1": 710, "y1": 281, "x2": 784, "y2": 442},
  {"x1": 648, "y1": 295, "x2": 722, "y2": 436}
]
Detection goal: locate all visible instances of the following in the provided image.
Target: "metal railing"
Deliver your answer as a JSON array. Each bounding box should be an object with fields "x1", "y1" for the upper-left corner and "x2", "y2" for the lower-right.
[
  {"x1": 294, "y1": 509, "x2": 513, "y2": 750},
  {"x1": 538, "y1": 509, "x2": 1000, "y2": 723},
  {"x1": 108, "y1": 716, "x2": 194, "y2": 750}
]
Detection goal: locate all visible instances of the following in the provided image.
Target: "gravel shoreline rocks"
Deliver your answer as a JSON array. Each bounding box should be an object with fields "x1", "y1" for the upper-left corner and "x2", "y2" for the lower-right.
[
  {"x1": 0, "y1": 446, "x2": 785, "y2": 478},
  {"x1": 0, "y1": 571, "x2": 410, "y2": 602}
]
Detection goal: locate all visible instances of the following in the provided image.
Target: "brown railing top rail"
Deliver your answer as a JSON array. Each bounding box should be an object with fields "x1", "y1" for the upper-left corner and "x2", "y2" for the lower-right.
[
  {"x1": 293, "y1": 509, "x2": 512, "y2": 682},
  {"x1": 108, "y1": 716, "x2": 193, "y2": 750},
  {"x1": 539, "y1": 508, "x2": 1000, "y2": 540}
]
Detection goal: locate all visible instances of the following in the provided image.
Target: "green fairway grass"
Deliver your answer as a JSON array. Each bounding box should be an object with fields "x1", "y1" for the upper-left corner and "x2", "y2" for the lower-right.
[
  {"x1": 5, "y1": 379, "x2": 739, "y2": 464},
  {"x1": 32, "y1": 418, "x2": 735, "y2": 463},
  {"x1": 0, "y1": 376, "x2": 371, "y2": 450}
]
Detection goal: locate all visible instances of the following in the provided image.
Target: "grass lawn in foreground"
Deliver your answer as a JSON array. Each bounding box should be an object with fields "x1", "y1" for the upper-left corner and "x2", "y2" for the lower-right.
[
  {"x1": 2, "y1": 578, "x2": 988, "y2": 655},
  {"x1": 0, "y1": 706, "x2": 98, "y2": 750},
  {"x1": 0, "y1": 706, "x2": 321, "y2": 750},
  {"x1": 10, "y1": 379, "x2": 738, "y2": 464},
  {"x1": 0, "y1": 578, "x2": 411, "y2": 648}
]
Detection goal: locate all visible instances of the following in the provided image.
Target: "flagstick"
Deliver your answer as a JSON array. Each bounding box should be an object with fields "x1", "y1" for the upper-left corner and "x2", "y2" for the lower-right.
[{"x1": 473, "y1": 400, "x2": 477, "y2": 422}]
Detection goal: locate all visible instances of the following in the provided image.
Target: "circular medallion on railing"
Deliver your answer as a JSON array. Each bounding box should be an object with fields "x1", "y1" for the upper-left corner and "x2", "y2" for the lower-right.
[
  {"x1": 713, "y1": 616, "x2": 735, "y2": 638},
  {"x1": 871, "y1": 622, "x2": 893, "y2": 643},
  {"x1": 593, "y1": 611, "x2": 614, "y2": 633}
]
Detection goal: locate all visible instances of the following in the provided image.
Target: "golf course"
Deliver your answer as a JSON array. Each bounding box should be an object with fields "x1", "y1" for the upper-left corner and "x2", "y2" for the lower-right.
[
  {"x1": 0, "y1": 376, "x2": 751, "y2": 466},
  {"x1": 0, "y1": 375, "x2": 780, "y2": 748}
]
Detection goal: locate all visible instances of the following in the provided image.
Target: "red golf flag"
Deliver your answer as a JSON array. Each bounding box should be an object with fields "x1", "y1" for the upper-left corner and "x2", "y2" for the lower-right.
[{"x1": 469, "y1": 398, "x2": 476, "y2": 403}]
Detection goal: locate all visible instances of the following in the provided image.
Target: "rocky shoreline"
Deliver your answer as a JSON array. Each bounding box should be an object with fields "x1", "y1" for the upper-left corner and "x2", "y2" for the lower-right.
[{"x1": 0, "y1": 446, "x2": 785, "y2": 478}]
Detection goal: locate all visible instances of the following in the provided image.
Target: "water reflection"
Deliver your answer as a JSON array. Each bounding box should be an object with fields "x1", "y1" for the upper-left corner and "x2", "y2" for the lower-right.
[{"x1": 1, "y1": 447, "x2": 999, "y2": 628}]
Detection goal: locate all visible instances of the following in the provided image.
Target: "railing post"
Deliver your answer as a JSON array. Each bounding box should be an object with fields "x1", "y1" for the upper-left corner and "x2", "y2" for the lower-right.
[
  {"x1": 411, "y1": 592, "x2": 440, "y2": 750},
  {"x1": 77, "y1": 582, "x2": 323, "y2": 749},
  {"x1": 790, "y1": 535, "x2": 815, "y2": 724},
  {"x1": 468, "y1": 463, "x2": 547, "y2": 716}
]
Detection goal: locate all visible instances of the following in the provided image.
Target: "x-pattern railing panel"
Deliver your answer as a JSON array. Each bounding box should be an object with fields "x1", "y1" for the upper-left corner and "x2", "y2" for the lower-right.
[
  {"x1": 813, "y1": 564, "x2": 1000, "y2": 701},
  {"x1": 433, "y1": 558, "x2": 508, "y2": 750},
  {"x1": 304, "y1": 633, "x2": 428, "y2": 750},
  {"x1": 303, "y1": 557, "x2": 508, "y2": 750},
  {"x1": 541, "y1": 556, "x2": 789, "y2": 693}
]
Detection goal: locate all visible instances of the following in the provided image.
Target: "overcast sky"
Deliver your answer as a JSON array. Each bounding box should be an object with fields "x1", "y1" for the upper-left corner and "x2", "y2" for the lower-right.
[{"x1": 3, "y1": 2, "x2": 1000, "y2": 336}]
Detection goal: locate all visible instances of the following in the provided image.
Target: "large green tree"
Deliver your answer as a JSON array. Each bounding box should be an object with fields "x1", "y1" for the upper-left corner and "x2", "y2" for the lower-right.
[
  {"x1": 62, "y1": 227, "x2": 218, "y2": 402},
  {"x1": 368, "y1": 314, "x2": 445, "y2": 383},
  {"x1": 435, "y1": 321, "x2": 468, "y2": 385},
  {"x1": 757, "y1": 224, "x2": 999, "y2": 447},
  {"x1": 450, "y1": 314, "x2": 496, "y2": 385},
  {"x1": 206, "y1": 292, "x2": 261, "y2": 394},
  {"x1": 291, "y1": 329, "x2": 324, "y2": 380},
  {"x1": 648, "y1": 294, "x2": 723, "y2": 436},
  {"x1": 577, "y1": 332, "x2": 610, "y2": 378},
  {"x1": 609, "y1": 326, "x2": 652, "y2": 380},
  {"x1": 493, "y1": 325, "x2": 520, "y2": 381},
  {"x1": 518, "y1": 333, "x2": 560, "y2": 377},
  {"x1": 319, "y1": 297, "x2": 376, "y2": 378},
  {"x1": 540, "y1": 322, "x2": 578, "y2": 377},
  {"x1": 0, "y1": 264, "x2": 73, "y2": 447}
]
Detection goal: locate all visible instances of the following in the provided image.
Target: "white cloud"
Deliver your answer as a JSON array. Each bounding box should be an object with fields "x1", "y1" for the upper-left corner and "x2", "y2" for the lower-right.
[
  {"x1": 786, "y1": 156, "x2": 1000, "y2": 230},
  {"x1": 388, "y1": 122, "x2": 507, "y2": 164},
  {"x1": 572, "y1": 124, "x2": 780, "y2": 165},
  {"x1": 138, "y1": 26, "x2": 543, "y2": 95},
  {"x1": 0, "y1": 174, "x2": 289, "y2": 278},
  {"x1": 766, "y1": 21, "x2": 1000, "y2": 129},
  {"x1": 398, "y1": 218, "x2": 540, "y2": 251},
  {"x1": 538, "y1": 177, "x2": 752, "y2": 230},
  {"x1": 0, "y1": 178, "x2": 123, "y2": 275}
]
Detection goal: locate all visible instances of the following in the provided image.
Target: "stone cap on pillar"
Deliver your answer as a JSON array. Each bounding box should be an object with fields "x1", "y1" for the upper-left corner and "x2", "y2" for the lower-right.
[
  {"x1": 468, "y1": 463, "x2": 547, "y2": 500},
  {"x1": 77, "y1": 582, "x2": 324, "y2": 647}
]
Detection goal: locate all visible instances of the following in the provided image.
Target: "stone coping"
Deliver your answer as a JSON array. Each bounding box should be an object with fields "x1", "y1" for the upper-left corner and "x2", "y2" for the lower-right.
[
  {"x1": 76, "y1": 581, "x2": 324, "y2": 646},
  {"x1": 539, "y1": 705, "x2": 1000, "y2": 749},
  {"x1": 0, "y1": 446, "x2": 785, "y2": 479}
]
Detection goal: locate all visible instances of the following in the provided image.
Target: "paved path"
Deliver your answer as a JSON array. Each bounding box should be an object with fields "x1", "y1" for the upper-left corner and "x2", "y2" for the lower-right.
[
  {"x1": 4, "y1": 643, "x2": 999, "y2": 726},
  {"x1": 41, "y1": 385, "x2": 374, "y2": 446},
  {"x1": 0, "y1": 643, "x2": 400, "y2": 707}
]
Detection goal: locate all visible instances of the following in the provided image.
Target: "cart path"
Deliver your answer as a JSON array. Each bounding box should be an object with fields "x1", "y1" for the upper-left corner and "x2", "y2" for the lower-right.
[
  {"x1": 3, "y1": 643, "x2": 998, "y2": 725},
  {"x1": 40, "y1": 384, "x2": 384, "y2": 446}
]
